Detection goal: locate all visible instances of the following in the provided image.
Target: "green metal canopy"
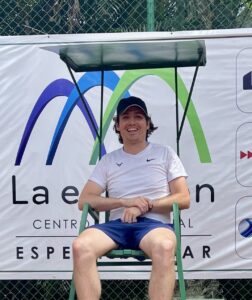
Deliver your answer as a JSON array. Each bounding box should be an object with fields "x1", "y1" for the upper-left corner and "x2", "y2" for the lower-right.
[{"x1": 59, "y1": 40, "x2": 206, "y2": 72}]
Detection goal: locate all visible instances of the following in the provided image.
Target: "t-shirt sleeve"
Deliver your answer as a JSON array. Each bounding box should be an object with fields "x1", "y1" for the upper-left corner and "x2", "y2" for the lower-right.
[
  {"x1": 88, "y1": 155, "x2": 107, "y2": 191},
  {"x1": 166, "y1": 146, "x2": 188, "y2": 182}
]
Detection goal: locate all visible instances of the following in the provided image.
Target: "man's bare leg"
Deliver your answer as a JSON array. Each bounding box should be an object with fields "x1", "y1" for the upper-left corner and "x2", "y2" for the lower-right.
[
  {"x1": 139, "y1": 228, "x2": 176, "y2": 300},
  {"x1": 72, "y1": 228, "x2": 117, "y2": 300}
]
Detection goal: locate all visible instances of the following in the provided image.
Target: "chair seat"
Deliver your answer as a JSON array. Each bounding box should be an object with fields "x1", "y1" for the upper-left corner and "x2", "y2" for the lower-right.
[
  {"x1": 106, "y1": 249, "x2": 148, "y2": 260},
  {"x1": 97, "y1": 249, "x2": 151, "y2": 266}
]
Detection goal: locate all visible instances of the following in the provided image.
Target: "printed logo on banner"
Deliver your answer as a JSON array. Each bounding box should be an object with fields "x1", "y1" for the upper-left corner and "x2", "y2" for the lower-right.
[
  {"x1": 243, "y1": 71, "x2": 252, "y2": 90},
  {"x1": 236, "y1": 48, "x2": 252, "y2": 112},
  {"x1": 235, "y1": 197, "x2": 252, "y2": 259},
  {"x1": 15, "y1": 69, "x2": 211, "y2": 166},
  {"x1": 236, "y1": 122, "x2": 252, "y2": 187}
]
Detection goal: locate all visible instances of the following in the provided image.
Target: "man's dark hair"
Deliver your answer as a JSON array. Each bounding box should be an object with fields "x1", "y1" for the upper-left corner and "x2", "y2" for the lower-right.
[{"x1": 113, "y1": 114, "x2": 158, "y2": 144}]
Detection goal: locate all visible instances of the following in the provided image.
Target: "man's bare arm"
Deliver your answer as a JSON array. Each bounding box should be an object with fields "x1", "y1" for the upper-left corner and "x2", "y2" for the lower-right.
[
  {"x1": 78, "y1": 180, "x2": 152, "y2": 213},
  {"x1": 150, "y1": 176, "x2": 190, "y2": 213}
]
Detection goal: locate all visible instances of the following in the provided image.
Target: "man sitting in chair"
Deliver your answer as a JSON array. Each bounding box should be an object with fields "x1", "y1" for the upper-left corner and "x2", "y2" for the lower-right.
[{"x1": 73, "y1": 96, "x2": 190, "y2": 300}]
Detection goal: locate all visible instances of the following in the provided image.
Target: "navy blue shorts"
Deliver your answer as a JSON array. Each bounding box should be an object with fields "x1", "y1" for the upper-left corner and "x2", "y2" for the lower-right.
[{"x1": 88, "y1": 217, "x2": 173, "y2": 250}]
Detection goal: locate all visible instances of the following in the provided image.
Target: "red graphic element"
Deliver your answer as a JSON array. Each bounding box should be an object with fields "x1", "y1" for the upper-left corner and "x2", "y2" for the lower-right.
[{"x1": 240, "y1": 151, "x2": 252, "y2": 159}]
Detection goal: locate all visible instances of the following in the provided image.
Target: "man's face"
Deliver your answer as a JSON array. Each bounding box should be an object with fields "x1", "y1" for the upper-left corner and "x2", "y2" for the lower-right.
[{"x1": 116, "y1": 106, "x2": 149, "y2": 144}]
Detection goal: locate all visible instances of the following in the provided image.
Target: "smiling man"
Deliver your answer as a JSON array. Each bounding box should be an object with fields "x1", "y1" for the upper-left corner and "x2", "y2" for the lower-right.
[{"x1": 72, "y1": 96, "x2": 190, "y2": 300}]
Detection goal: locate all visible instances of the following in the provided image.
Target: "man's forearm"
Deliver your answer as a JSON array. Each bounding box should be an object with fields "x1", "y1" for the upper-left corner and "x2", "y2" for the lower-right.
[
  {"x1": 79, "y1": 193, "x2": 152, "y2": 213},
  {"x1": 78, "y1": 193, "x2": 124, "y2": 211},
  {"x1": 151, "y1": 192, "x2": 190, "y2": 213}
]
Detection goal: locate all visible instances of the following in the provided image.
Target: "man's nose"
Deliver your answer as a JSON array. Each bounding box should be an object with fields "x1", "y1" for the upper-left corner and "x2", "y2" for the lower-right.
[{"x1": 128, "y1": 117, "x2": 136, "y2": 124}]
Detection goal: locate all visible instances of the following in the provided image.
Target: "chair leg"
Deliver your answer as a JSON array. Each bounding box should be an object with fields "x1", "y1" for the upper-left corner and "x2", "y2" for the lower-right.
[
  {"x1": 177, "y1": 254, "x2": 186, "y2": 300},
  {"x1": 68, "y1": 276, "x2": 76, "y2": 300},
  {"x1": 173, "y1": 203, "x2": 186, "y2": 299}
]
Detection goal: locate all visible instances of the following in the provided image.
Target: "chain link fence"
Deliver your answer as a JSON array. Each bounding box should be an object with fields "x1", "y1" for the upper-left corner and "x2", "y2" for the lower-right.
[
  {"x1": 1, "y1": 0, "x2": 252, "y2": 299},
  {"x1": 1, "y1": 0, "x2": 252, "y2": 35},
  {"x1": 1, "y1": 279, "x2": 252, "y2": 299}
]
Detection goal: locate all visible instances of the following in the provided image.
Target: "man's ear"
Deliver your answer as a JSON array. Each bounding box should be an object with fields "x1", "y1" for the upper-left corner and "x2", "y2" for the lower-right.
[
  {"x1": 113, "y1": 116, "x2": 120, "y2": 131},
  {"x1": 147, "y1": 119, "x2": 150, "y2": 130},
  {"x1": 115, "y1": 121, "x2": 120, "y2": 131}
]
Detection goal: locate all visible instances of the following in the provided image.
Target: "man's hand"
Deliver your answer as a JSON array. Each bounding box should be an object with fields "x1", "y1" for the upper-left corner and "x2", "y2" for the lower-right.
[
  {"x1": 123, "y1": 196, "x2": 152, "y2": 214},
  {"x1": 121, "y1": 207, "x2": 142, "y2": 223}
]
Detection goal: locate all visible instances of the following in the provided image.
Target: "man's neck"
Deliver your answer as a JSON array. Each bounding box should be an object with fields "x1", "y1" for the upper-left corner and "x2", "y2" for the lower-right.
[{"x1": 123, "y1": 141, "x2": 149, "y2": 155}]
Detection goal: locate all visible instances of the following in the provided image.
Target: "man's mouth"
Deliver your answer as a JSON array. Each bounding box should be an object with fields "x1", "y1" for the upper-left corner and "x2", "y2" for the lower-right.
[{"x1": 127, "y1": 128, "x2": 138, "y2": 132}]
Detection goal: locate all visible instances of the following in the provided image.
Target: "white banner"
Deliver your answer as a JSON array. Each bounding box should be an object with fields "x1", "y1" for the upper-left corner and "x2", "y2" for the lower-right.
[{"x1": 1, "y1": 29, "x2": 252, "y2": 279}]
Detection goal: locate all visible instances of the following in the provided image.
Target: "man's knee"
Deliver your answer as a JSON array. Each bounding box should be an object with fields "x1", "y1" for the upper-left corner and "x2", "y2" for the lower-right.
[
  {"x1": 72, "y1": 235, "x2": 96, "y2": 261},
  {"x1": 151, "y1": 239, "x2": 176, "y2": 265}
]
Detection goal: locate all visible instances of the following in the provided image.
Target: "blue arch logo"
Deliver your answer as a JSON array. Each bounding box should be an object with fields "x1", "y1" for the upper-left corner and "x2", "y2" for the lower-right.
[{"x1": 15, "y1": 69, "x2": 211, "y2": 166}]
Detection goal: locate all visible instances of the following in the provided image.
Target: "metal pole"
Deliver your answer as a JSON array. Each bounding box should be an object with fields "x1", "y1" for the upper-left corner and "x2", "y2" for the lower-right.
[
  {"x1": 99, "y1": 70, "x2": 104, "y2": 160},
  {"x1": 147, "y1": 0, "x2": 155, "y2": 31},
  {"x1": 66, "y1": 63, "x2": 101, "y2": 145},
  {"x1": 177, "y1": 50, "x2": 204, "y2": 142},
  {"x1": 175, "y1": 67, "x2": 180, "y2": 156}
]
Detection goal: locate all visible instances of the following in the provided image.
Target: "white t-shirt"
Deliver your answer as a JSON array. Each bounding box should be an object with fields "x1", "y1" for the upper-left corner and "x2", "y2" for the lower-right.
[{"x1": 89, "y1": 143, "x2": 187, "y2": 223}]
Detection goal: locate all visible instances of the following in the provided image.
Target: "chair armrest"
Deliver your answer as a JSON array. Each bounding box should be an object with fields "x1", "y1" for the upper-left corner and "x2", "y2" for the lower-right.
[
  {"x1": 78, "y1": 203, "x2": 99, "y2": 234},
  {"x1": 172, "y1": 202, "x2": 181, "y2": 242},
  {"x1": 87, "y1": 204, "x2": 100, "y2": 223}
]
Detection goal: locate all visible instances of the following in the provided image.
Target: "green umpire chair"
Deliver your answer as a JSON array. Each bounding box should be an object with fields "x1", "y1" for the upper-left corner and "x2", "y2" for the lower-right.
[
  {"x1": 47, "y1": 36, "x2": 207, "y2": 300},
  {"x1": 68, "y1": 202, "x2": 186, "y2": 300}
]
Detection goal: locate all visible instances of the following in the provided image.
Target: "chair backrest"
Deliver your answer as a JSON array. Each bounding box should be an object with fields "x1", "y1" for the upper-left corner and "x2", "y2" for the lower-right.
[{"x1": 105, "y1": 210, "x2": 110, "y2": 222}]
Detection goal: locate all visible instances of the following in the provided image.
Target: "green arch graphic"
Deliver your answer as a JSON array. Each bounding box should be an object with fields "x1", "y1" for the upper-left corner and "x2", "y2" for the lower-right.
[{"x1": 89, "y1": 68, "x2": 211, "y2": 165}]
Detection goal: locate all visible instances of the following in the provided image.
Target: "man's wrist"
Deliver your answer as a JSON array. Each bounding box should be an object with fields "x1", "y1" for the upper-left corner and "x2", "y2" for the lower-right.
[
  {"x1": 148, "y1": 201, "x2": 154, "y2": 212},
  {"x1": 120, "y1": 198, "x2": 127, "y2": 207}
]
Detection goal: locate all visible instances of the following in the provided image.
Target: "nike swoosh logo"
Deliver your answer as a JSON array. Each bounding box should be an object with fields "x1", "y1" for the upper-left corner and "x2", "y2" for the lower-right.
[
  {"x1": 116, "y1": 162, "x2": 123, "y2": 167},
  {"x1": 146, "y1": 158, "x2": 155, "y2": 162}
]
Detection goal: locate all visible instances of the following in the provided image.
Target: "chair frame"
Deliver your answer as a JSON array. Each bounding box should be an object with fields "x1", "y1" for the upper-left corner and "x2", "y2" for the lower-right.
[
  {"x1": 68, "y1": 202, "x2": 186, "y2": 300},
  {"x1": 50, "y1": 36, "x2": 207, "y2": 300}
]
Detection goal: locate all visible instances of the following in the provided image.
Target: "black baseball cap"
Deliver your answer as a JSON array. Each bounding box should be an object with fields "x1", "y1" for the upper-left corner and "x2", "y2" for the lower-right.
[{"x1": 116, "y1": 96, "x2": 148, "y2": 116}]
